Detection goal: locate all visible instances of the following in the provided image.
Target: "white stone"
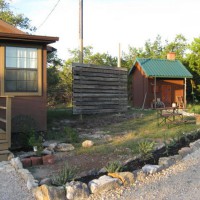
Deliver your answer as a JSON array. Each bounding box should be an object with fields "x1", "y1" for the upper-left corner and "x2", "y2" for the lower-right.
[
  {"x1": 55, "y1": 143, "x2": 75, "y2": 152},
  {"x1": 10, "y1": 157, "x2": 23, "y2": 170},
  {"x1": 142, "y1": 164, "x2": 162, "y2": 174},
  {"x1": 82, "y1": 140, "x2": 94, "y2": 148},
  {"x1": 88, "y1": 175, "x2": 122, "y2": 194},
  {"x1": 27, "y1": 178, "x2": 38, "y2": 190},
  {"x1": 178, "y1": 147, "x2": 192, "y2": 157},
  {"x1": 65, "y1": 181, "x2": 90, "y2": 200}
]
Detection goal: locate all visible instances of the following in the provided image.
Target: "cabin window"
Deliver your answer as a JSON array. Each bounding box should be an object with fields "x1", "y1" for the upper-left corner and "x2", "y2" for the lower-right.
[{"x1": 0, "y1": 45, "x2": 42, "y2": 96}]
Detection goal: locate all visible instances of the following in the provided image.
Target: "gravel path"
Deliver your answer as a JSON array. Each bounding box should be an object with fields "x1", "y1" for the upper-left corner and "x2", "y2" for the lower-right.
[
  {"x1": 0, "y1": 162, "x2": 34, "y2": 200},
  {"x1": 89, "y1": 148, "x2": 200, "y2": 200}
]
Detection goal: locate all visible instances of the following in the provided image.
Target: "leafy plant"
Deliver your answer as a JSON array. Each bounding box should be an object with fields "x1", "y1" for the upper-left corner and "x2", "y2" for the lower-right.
[
  {"x1": 104, "y1": 161, "x2": 123, "y2": 173},
  {"x1": 28, "y1": 130, "x2": 43, "y2": 156},
  {"x1": 51, "y1": 163, "x2": 76, "y2": 186},
  {"x1": 138, "y1": 140, "x2": 155, "y2": 160}
]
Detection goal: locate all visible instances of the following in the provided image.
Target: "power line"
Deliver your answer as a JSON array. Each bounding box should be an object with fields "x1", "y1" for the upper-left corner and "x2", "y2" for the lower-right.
[{"x1": 37, "y1": 0, "x2": 61, "y2": 30}]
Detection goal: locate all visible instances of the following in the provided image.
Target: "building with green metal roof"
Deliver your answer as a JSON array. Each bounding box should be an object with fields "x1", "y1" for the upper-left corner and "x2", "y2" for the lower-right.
[{"x1": 129, "y1": 53, "x2": 193, "y2": 108}]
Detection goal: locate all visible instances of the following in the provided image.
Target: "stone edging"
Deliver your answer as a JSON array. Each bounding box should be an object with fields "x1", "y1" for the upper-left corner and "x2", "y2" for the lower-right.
[{"x1": 8, "y1": 129, "x2": 200, "y2": 199}]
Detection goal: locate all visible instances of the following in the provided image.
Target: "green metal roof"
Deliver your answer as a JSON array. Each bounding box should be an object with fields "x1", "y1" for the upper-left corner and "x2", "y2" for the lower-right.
[{"x1": 129, "y1": 58, "x2": 193, "y2": 78}]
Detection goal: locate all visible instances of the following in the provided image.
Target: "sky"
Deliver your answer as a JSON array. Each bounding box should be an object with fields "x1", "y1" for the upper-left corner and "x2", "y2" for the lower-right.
[{"x1": 8, "y1": 0, "x2": 200, "y2": 60}]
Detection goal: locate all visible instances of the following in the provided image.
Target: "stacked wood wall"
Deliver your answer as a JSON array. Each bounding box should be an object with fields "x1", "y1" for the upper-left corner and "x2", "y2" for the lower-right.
[{"x1": 72, "y1": 63, "x2": 128, "y2": 114}]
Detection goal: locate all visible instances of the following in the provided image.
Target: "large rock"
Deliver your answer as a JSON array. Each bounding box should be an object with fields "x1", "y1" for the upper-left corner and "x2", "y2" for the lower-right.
[
  {"x1": 65, "y1": 181, "x2": 90, "y2": 200},
  {"x1": 10, "y1": 157, "x2": 23, "y2": 170},
  {"x1": 88, "y1": 175, "x2": 122, "y2": 194},
  {"x1": 34, "y1": 185, "x2": 66, "y2": 200},
  {"x1": 178, "y1": 147, "x2": 192, "y2": 158},
  {"x1": 158, "y1": 156, "x2": 176, "y2": 168},
  {"x1": 142, "y1": 164, "x2": 162, "y2": 174},
  {"x1": 189, "y1": 139, "x2": 200, "y2": 152},
  {"x1": 55, "y1": 143, "x2": 75, "y2": 152},
  {"x1": 108, "y1": 172, "x2": 135, "y2": 186},
  {"x1": 82, "y1": 140, "x2": 94, "y2": 148}
]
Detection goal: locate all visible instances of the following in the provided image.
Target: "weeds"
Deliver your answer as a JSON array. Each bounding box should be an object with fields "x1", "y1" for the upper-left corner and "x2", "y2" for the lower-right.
[
  {"x1": 51, "y1": 163, "x2": 76, "y2": 186},
  {"x1": 104, "y1": 161, "x2": 123, "y2": 173},
  {"x1": 138, "y1": 140, "x2": 155, "y2": 160}
]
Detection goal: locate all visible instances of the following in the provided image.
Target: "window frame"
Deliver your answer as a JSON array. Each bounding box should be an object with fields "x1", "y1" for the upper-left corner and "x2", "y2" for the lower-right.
[{"x1": 0, "y1": 44, "x2": 42, "y2": 96}]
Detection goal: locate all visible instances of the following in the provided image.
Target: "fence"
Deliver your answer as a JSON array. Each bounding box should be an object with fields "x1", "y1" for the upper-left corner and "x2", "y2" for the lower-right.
[{"x1": 72, "y1": 63, "x2": 128, "y2": 114}]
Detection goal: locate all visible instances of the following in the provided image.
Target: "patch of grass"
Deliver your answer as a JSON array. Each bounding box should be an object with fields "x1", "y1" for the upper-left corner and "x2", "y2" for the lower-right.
[
  {"x1": 47, "y1": 108, "x2": 77, "y2": 124},
  {"x1": 104, "y1": 161, "x2": 123, "y2": 173}
]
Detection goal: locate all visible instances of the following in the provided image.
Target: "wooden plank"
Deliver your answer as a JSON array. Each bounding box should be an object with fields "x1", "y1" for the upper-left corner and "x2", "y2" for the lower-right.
[
  {"x1": 0, "y1": 118, "x2": 6, "y2": 123},
  {"x1": 73, "y1": 85, "x2": 127, "y2": 90},
  {"x1": 73, "y1": 101, "x2": 127, "y2": 106},
  {"x1": 73, "y1": 97, "x2": 127, "y2": 102},
  {"x1": 73, "y1": 88, "x2": 127, "y2": 94},
  {"x1": 74, "y1": 71, "x2": 127, "y2": 78},
  {"x1": 0, "y1": 106, "x2": 6, "y2": 110},
  {"x1": 73, "y1": 108, "x2": 127, "y2": 114},
  {"x1": 73, "y1": 75, "x2": 127, "y2": 82},
  {"x1": 0, "y1": 133, "x2": 6, "y2": 140},
  {"x1": 0, "y1": 141, "x2": 9, "y2": 151},
  {"x1": 73, "y1": 93, "x2": 128, "y2": 97},
  {"x1": 72, "y1": 63, "x2": 127, "y2": 71},
  {"x1": 73, "y1": 80, "x2": 126, "y2": 86}
]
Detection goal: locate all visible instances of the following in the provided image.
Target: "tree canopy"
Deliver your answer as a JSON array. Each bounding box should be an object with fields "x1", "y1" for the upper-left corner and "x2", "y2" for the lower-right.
[{"x1": 0, "y1": 0, "x2": 36, "y2": 31}]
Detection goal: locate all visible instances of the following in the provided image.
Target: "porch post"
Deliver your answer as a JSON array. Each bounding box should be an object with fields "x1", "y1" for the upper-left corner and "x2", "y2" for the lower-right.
[
  {"x1": 184, "y1": 78, "x2": 187, "y2": 108},
  {"x1": 154, "y1": 76, "x2": 157, "y2": 108}
]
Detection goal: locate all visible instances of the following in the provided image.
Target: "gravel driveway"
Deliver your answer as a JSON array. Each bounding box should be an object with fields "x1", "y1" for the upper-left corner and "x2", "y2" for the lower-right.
[
  {"x1": 0, "y1": 162, "x2": 34, "y2": 200},
  {"x1": 89, "y1": 148, "x2": 200, "y2": 200},
  {"x1": 1, "y1": 147, "x2": 200, "y2": 200}
]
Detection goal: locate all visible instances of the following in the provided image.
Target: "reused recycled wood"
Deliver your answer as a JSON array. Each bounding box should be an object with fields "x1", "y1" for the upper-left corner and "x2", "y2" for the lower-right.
[
  {"x1": 72, "y1": 63, "x2": 128, "y2": 114},
  {"x1": 0, "y1": 97, "x2": 12, "y2": 160}
]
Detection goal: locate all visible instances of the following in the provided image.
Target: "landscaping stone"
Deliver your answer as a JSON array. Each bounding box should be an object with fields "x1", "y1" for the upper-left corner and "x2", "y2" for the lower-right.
[
  {"x1": 27, "y1": 178, "x2": 38, "y2": 190},
  {"x1": 158, "y1": 156, "x2": 176, "y2": 168},
  {"x1": 21, "y1": 158, "x2": 32, "y2": 168},
  {"x1": 18, "y1": 169, "x2": 35, "y2": 182},
  {"x1": 65, "y1": 181, "x2": 90, "y2": 200},
  {"x1": 142, "y1": 164, "x2": 162, "y2": 174},
  {"x1": 82, "y1": 140, "x2": 94, "y2": 148},
  {"x1": 108, "y1": 172, "x2": 135, "y2": 186},
  {"x1": 189, "y1": 139, "x2": 200, "y2": 152},
  {"x1": 42, "y1": 155, "x2": 55, "y2": 165},
  {"x1": 10, "y1": 157, "x2": 23, "y2": 170},
  {"x1": 42, "y1": 148, "x2": 53, "y2": 155},
  {"x1": 43, "y1": 140, "x2": 60, "y2": 148},
  {"x1": 39, "y1": 178, "x2": 52, "y2": 186},
  {"x1": 178, "y1": 147, "x2": 192, "y2": 158},
  {"x1": 88, "y1": 175, "x2": 122, "y2": 194},
  {"x1": 55, "y1": 143, "x2": 75, "y2": 152},
  {"x1": 34, "y1": 185, "x2": 66, "y2": 200}
]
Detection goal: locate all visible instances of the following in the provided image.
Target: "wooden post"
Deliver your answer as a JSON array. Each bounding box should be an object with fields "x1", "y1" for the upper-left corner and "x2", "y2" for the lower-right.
[
  {"x1": 79, "y1": 0, "x2": 83, "y2": 63},
  {"x1": 117, "y1": 43, "x2": 121, "y2": 68},
  {"x1": 6, "y1": 97, "x2": 11, "y2": 147},
  {"x1": 154, "y1": 77, "x2": 157, "y2": 108},
  {"x1": 184, "y1": 78, "x2": 187, "y2": 108}
]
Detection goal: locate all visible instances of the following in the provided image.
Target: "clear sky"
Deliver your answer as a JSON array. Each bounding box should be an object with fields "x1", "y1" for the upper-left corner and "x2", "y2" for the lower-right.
[{"x1": 9, "y1": 0, "x2": 200, "y2": 60}]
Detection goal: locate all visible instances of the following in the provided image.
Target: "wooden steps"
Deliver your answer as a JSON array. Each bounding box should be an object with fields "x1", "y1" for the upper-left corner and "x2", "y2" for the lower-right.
[
  {"x1": 0, "y1": 150, "x2": 11, "y2": 161},
  {"x1": 0, "y1": 97, "x2": 12, "y2": 160}
]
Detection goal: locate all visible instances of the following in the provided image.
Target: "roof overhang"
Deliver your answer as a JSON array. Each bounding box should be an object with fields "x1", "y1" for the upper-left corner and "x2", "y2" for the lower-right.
[{"x1": 0, "y1": 32, "x2": 59, "y2": 45}]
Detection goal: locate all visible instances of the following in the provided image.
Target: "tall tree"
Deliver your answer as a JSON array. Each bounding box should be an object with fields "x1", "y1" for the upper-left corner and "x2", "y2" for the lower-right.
[{"x1": 0, "y1": 0, "x2": 36, "y2": 31}]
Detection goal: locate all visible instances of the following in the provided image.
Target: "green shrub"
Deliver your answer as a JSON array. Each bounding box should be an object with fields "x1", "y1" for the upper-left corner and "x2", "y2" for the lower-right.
[
  {"x1": 51, "y1": 163, "x2": 76, "y2": 186},
  {"x1": 104, "y1": 161, "x2": 123, "y2": 173},
  {"x1": 138, "y1": 140, "x2": 155, "y2": 160}
]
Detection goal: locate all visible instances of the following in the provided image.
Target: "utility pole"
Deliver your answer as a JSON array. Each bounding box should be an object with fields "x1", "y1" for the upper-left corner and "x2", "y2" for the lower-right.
[
  {"x1": 79, "y1": 0, "x2": 83, "y2": 63},
  {"x1": 117, "y1": 43, "x2": 121, "y2": 68}
]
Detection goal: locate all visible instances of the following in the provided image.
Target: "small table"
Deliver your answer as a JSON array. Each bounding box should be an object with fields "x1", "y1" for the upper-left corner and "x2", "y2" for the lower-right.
[{"x1": 156, "y1": 107, "x2": 183, "y2": 126}]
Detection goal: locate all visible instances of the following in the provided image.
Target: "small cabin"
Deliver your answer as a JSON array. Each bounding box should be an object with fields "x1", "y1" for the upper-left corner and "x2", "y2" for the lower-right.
[
  {"x1": 0, "y1": 20, "x2": 58, "y2": 160},
  {"x1": 129, "y1": 53, "x2": 193, "y2": 109}
]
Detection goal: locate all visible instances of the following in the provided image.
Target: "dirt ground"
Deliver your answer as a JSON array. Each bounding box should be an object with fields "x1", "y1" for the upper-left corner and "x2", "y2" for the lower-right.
[{"x1": 28, "y1": 112, "x2": 139, "y2": 182}]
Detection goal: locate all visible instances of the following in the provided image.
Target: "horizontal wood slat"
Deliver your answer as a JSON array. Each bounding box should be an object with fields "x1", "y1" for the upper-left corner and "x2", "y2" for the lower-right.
[
  {"x1": 73, "y1": 63, "x2": 128, "y2": 114},
  {"x1": 0, "y1": 141, "x2": 9, "y2": 151}
]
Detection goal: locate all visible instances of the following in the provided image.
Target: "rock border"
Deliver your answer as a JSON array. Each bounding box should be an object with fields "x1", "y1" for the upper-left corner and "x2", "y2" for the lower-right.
[{"x1": 8, "y1": 129, "x2": 200, "y2": 200}]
